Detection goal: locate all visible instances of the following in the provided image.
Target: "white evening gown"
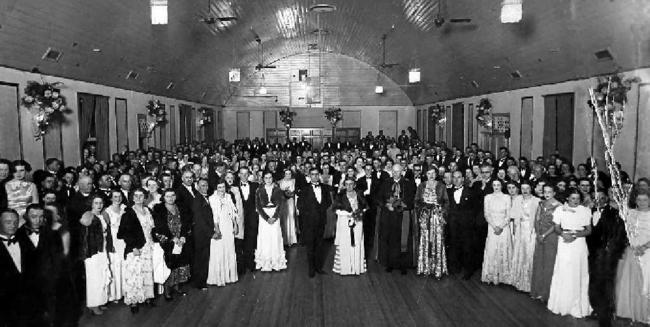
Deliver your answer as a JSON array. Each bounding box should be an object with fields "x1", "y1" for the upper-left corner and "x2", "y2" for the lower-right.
[
  {"x1": 481, "y1": 193, "x2": 513, "y2": 285},
  {"x1": 207, "y1": 194, "x2": 238, "y2": 286},
  {"x1": 511, "y1": 196, "x2": 540, "y2": 292},
  {"x1": 105, "y1": 205, "x2": 126, "y2": 301},
  {"x1": 255, "y1": 206, "x2": 287, "y2": 271},
  {"x1": 333, "y1": 196, "x2": 366, "y2": 275},
  {"x1": 279, "y1": 179, "x2": 298, "y2": 246},
  {"x1": 547, "y1": 205, "x2": 592, "y2": 318}
]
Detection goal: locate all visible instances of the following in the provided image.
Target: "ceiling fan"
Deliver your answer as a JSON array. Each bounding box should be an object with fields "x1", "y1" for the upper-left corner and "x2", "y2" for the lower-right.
[
  {"x1": 199, "y1": 0, "x2": 238, "y2": 25},
  {"x1": 377, "y1": 28, "x2": 399, "y2": 69},
  {"x1": 251, "y1": 29, "x2": 276, "y2": 70},
  {"x1": 434, "y1": 0, "x2": 472, "y2": 27}
]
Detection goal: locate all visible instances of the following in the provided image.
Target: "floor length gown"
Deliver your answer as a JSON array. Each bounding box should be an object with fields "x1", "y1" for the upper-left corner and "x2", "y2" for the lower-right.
[
  {"x1": 84, "y1": 215, "x2": 111, "y2": 308},
  {"x1": 511, "y1": 196, "x2": 540, "y2": 292},
  {"x1": 547, "y1": 205, "x2": 592, "y2": 318},
  {"x1": 255, "y1": 206, "x2": 287, "y2": 271},
  {"x1": 333, "y1": 194, "x2": 366, "y2": 275},
  {"x1": 279, "y1": 179, "x2": 298, "y2": 246},
  {"x1": 416, "y1": 185, "x2": 447, "y2": 278},
  {"x1": 481, "y1": 193, "x2": 513, "y2": 285},
  {"x1": 615, "y1": 209, "x2": 650, "y2": 323},
  {"x1": 123, "y1": 209, "x2": 155, "y2": 305},
  {"x1": 207, "y1": 194, "x2": 238, "y2": 286},
  {"x1": 530, "y1": 200, "x2": 560, "y2": 301},
  {"x1": 105, "y1": 205, "x2": 126, "y2": 301}
]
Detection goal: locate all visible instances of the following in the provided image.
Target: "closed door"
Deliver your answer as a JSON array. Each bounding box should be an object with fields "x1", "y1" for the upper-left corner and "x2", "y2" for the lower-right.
[
  {"x1": 543, "y1": 93, "x2": 574, "y2": 161},
  {"x1": 378, "y1": 111, "x2": 397, "y2": 139},
  {"x1": 115, "y1": 98, "x2": 129, "y2": 152},
  {"x1": 237, "y1": 112, "x2": 250, "y2": 139},
  {"x1": 520, "y1": 97, "x2": 534, "y2": 159},
  {"x1": 635, "y1": 84, "x2": 650, "y2": 180},
  {"x1": 0, "y1": 83, "x2": 22, "y2": 160},
  {"x1": 78, "y1": 93, "x2": 110, "y2": 162}
]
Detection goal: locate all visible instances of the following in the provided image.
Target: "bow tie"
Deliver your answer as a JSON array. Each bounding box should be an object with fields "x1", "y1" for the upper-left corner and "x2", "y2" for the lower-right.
[
  {"x1": 1, "y1": 236, "x2": 18, "y2": 245},
  {"x1": 241, "y1": 183, "x2": 248, "y2": 187},
  {"x1": 454, "y1": 186, "x2": 464, "y2": 191},
  {"x1": 313, "y1": 184, "x2": 321, "y2": 188},
  {"x1": 26, "y1": 229, "x2": 40, "y2": 235}
]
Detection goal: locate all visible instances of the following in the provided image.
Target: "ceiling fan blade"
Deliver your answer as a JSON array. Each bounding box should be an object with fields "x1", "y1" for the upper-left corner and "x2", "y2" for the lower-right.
[
  {"x1": 449, "y1": 18, "x2": 472, "y2": 23},
  {"x1": 217, "y1": 16, "x2": 238, "y2": 22}
]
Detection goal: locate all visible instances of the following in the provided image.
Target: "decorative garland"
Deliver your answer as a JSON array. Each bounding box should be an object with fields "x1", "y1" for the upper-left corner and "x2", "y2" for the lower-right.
[
  {"x1": 279, "y1": 107, "x2": 297, "y2": 128},
  {"x1": 429, "y1": 104, "x2": 446, "y2": 126},
  {"x1": 324, "y1": 107, "x2": 343, "y2": 127},
  {"x1": 587, "y1": 74, "x2": 640, "y2": 254},
  {"x1": 20, "y1": 81, "x2": 68, "y2": 139},
  {"x1": 145, "y1": 99, "x2": 166, "y2": 137},
  {"x1": 475, "y1": 98, "x2": 493, "y2": 129}
]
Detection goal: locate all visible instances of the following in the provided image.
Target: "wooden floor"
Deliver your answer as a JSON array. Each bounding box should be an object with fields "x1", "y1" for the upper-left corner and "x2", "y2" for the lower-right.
[{"x1": 80, "y1": 242, "x2": 637, "y2": 327}]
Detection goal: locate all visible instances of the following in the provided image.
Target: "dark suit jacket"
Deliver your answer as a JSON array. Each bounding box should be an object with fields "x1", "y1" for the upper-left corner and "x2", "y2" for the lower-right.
[
  {"x1": 446, "y1": 186, "x2": 478, "y2": 226},
  {"x1": 152, "y1": 203, "x2": 192, "y2": 268},
  {"x1": 192, "y1": 194, "x2": 214, "y2": 248},
  {"x1": 380, "y1": 177, "x2": 416, "y2": 210},
  {"x1": 0, "y1": 235, "x2": 35, "y2": 321},
  {"x1": 175, "y1": 184, "x2": 197, "y2": 214},
  {"x1": 356, "y1": 175, "x2": 383, "y2": 207},
  {"x1": 16, "y1": 226, "x2": 61, "y2": 294},
  {"x1": 297, "y1": 183, "x2": 333, "y2": 242}
]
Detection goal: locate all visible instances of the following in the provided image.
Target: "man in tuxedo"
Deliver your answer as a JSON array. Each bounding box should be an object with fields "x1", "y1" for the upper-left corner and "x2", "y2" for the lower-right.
[
  {"x1": 97, "y1": 174, "x2": 114, "y2": 204},
  {"x1": 446, "y1": 171, "x2": 479, "y2": 279},
  {"x1": 0, "y1": 209, "x2": 36, "y2": 327},
  {"x1": 176, "y1": 170, "x2": 197, "y2": 213},
  {"x1": 356, "y1": 164, "x2": 383, "y2": 259},
  {"x1": 192, "y1": 179, "x2": 213, "y2": 289},
  {"x1": 297, "y1": 167, "x2": 332, "y2": 278},
  {"x1": 298, "y1": 137, "x2": 312, "y2": 153},
  {"x1": 378, "y1": 164, "x2": 415, "y2": 274},
  {"x1": 238, "y1": 167, "x2": 259, "y2": 273},
  {"x1": 494, "y1": 146, "x2": 513, "y2": 171},
  {"x1": 118, "y1": 173, "x2": 134, "y2": 206}
]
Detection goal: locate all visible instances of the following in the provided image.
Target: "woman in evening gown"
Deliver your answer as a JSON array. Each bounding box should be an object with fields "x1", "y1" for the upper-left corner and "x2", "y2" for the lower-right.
[
  {"x1": 547, "y1": 189, "x2": 592, "y2": 318},
  {"x1": 103, "y1": 190, "x2": 126, "y2": 302},
  {"x1": 481, "y1": 179, "x2": 513, "y2": 285},
  {"x1": 333, "y1": 177, "x2": 368, "y2": 275},
  {"x1": 5, "y1": 160, "x2": 39, "y2": 224},
  {"x1": 615, "y1": 191, "x2": 650, "y2": 323},
  {"x1": 530, "y1": 184, "x2": 561, "y2": 301},
  {"x1": 254, "y1": 172, "x2": 287, "y2": 271},
  {"x1": 510, "y1": 181, "x2": 540, "y2": 292},
  {"x1": 279, "y1": 169, "x2": 298, "y2": 246},
  {"x1": 207, "y1": 180, "x2": 239, "y2": 286},
  {"x1": 415, "y1": 168, "x2": 449, "y2": 278}
]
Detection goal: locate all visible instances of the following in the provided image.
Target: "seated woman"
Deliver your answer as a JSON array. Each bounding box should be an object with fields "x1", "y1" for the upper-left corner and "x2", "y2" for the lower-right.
[
  {"x1": 547, "y1": 188, "x2": 592, "y2": 318},
  {"x1": 332, "y1": 177, "x2": 368, "y2": 276},
  {"x1": 616, "y1": 190, "x2": 650, "y2": 324}
]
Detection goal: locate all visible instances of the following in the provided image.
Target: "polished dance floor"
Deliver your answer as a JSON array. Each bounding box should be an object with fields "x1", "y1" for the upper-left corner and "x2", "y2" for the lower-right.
[{"x1": 80, "y1": 242, "x2": 634, "y2": 327}]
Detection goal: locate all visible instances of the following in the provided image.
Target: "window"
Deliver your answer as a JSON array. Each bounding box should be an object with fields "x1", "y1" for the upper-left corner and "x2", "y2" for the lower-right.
[{"x1": 151, "y1": 0, "x2": 168, "y2": 25}]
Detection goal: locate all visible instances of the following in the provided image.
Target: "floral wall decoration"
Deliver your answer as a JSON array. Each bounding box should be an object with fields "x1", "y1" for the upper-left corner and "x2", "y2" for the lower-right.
[
  {"x1": 324, "y1": 107, "x2": 343, "y2": 127},
  {"x1": 279, "y1": 107, "x2": 297, "y2": 128},
  {"x1": 20, "y1": 81, "x2": 69, "y2": 140},
  {"x1": 475, "y1": 98, "x2": 493, "y2": 129},
  {"x1": 587, "y1": 74, "x2": 640, "y2": 239},
  {"x1": 145, "y1": 99, "x2": 166, "y2": 137},
  {"x1": 198, "y1": 108, "x2": 213, "y2": 127},
  {"x1": 429, "y1": 104, "x2": 446, "y2": 126}
]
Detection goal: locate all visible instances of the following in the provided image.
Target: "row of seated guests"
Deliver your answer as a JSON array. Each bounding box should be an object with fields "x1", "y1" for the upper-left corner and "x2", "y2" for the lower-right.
[{"x1": 0, "y1": 137, "x2": 648, "y2": 327}]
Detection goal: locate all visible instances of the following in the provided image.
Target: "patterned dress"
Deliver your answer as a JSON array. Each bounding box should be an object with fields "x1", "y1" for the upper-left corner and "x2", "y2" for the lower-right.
[
  {"x1": 530, "y1": 200, "x2": 561, "y2": 301},
  {"x1": 123, "y1": 208, "x2": 155, "y2": 305},
  {"x1": 5, "y1": 179, "x2": 36, "y2": 222},
  {"x1": 417, "y1": 184, "x2": 447, "y2": 278},
  {"x1": 333, "y1": 193, "x2": 366, "y2": 275},
  {"x1": 481, "y1": 192, "x2": 513, "y2": 285},
  {"x1": 511, "y1": 195, "x2": 540, "y2": 292},
  {"x1": 165, "y1": 210, "x2": 190, "y2": 286}
]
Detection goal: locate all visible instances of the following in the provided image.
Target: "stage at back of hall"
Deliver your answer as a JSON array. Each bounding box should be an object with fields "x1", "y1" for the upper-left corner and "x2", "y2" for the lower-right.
[{"x1": 80, "y1": 242, "x2": 626, "y2": 327}]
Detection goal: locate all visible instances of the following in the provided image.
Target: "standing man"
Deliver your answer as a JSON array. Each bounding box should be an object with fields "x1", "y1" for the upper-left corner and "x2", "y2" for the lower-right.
[
  {"x1": 191, "y1": 179, "x2": 213, "y2": 290},
  {"x1": 238, "y1": 167, "x2": 259, "y2": 274},
  {"x1": 446, "y1": 171, "x2": 479, "y2": 279},
  {"x1": 297, "y1": 168, "x2": 332, "y2": 278},
  {"x1": 357, "y1": 163, "x2": 383, "y2": 259},
  {"x1": 379, "y1": 164, "x2": 415, "y2": 274},
  {"x1": 118, "y1": 173, "x2": 133, "y2": 206}
]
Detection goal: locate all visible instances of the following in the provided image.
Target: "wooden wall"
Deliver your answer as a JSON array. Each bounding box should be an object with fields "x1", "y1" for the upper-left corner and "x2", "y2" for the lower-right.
[{"x1": 223, "y1": 53, "x2": 416, "y2": 140}]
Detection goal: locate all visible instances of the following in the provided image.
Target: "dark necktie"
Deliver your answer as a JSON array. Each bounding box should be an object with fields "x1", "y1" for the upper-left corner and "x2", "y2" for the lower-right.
[
  {"x1": 1, "y1": 236, "x2": 18, "y2": 245},
  {"x1": 26, "y1": 229, "x2": 40, "y2": 235}
]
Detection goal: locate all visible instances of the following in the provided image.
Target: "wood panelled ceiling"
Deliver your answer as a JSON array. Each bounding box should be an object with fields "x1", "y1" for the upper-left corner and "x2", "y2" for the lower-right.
[{"x1": 1, "y1": 0, "x2": 648, "y2": 106}]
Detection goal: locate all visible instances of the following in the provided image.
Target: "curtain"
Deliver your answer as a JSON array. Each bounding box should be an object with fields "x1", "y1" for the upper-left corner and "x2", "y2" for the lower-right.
[
  {"x1": 95, "y1": 96, "x2": 110, "y2": 162},
  {"x1": 77, "y1": 93, "x2": 96, "y2": 157}
]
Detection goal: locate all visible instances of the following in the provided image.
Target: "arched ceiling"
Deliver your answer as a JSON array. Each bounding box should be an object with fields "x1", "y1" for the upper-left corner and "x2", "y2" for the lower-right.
[{"x1": 1, "y1": 0, "x2": 649, "y2": 106}]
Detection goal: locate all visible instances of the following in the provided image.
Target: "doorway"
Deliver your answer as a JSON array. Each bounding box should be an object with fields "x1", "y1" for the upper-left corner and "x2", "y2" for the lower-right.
[
  {"x1": 543, "y1": 93, "x2": 574, "y2": 162},
  {"x1": 78, "y1": 93, "x2": 109, "y2": 162}
]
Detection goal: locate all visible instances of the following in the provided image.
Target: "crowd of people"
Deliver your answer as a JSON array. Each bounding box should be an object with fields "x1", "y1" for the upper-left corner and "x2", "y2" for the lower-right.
[{"x1": 1, "y1": 127, "x2": 649, "y2": 327}]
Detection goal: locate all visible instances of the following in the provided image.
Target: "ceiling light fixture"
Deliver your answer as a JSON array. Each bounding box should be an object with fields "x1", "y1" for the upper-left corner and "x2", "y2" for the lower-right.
[
  {"x1": 151, "y1": 0, "x2": 168, "y2": 25},
  {"x1": 309, "y1": 4, "x2": 336, "y2": 13},
  {"x1": 500, "y1": 0, "x2": 522, "y2": 23},
  {"x1": 258, "y1": 86, "x2": 267, "y2": 95},
  {"x1": 375, "y1": 85, "x2": 384, "y2": 94},
  {"x1": 229, "y1": 68, "x2": 240, "y2": 82},
  {"x1": 409, "y1": 68, "x2": 421, "y2": 83}
]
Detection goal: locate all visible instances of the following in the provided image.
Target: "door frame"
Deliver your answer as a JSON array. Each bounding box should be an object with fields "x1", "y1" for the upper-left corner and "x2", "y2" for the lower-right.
[{"x1": 0, "y1": 82, "x2": 24, "y2": 159}]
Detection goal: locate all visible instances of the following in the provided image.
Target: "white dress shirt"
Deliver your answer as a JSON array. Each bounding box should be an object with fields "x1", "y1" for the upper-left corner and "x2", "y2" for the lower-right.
[
  {"x1": 240, "y1": 182, "x2": 250, "y2": 200},
  {"x1": 364, "y1": 177, "x2": 372, "y2": 196},
  {"x1": 454, "y1": 187, "x2": 463, "y2": 204},
  {"x1": 312, "y1": 184, "x2": 322, "y2": 203},
  {"x1": 184, "y1": 184, "x2": 195, "y2": 198},
  {"x1": 28, "y1": 231, "x2": 39, "y2": 248},
  {"x1": 1, "y1": 236, "x2": 21, "y2": 272}
]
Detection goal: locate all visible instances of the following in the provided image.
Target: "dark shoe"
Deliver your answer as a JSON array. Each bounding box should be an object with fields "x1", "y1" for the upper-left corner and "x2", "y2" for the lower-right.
[
  {"x1": 385, "y1": 267, "x2": 393, "y2": 273},
  {"x1": 400, "y1": 269, "x2": 407, "y2": 275},
  {"x1": 89, "y1": 307, "x2": 103, "y2": 316},
  {"x1": 130, "y1": 306, "x2": 139, "y2": 314}
]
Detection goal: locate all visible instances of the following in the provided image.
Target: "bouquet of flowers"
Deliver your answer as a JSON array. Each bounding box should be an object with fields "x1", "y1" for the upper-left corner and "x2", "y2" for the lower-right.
[
  {"x1": 387, "y1": 196, "x2": 407, "y2": 212},
  {"x1": 429, "y1": 104, "x2": 446, "y2": 126},
  {"x1": 324, "y1": 107, "x2": 343, "y2": 127},
  {"x1": 279, "y1": 107, "x2": 296, "y2": 128},
  {"x1": 587, "y1": 74, "x2": 640, "y2": 138},
  {"x1": 199, "y1": 108, "x2": 213, "y2": 126},
  {"x1": 476, "y1": 98, "x2": 493, "y2": 129},
  {"x1": 147, "y1": 100, "x2": 167, "y2": 123},
  {"x1": 283, "y1": 189, "x2": 295, "y2": 198},
  {"x1": 21, "y1": 81, "x2": 68, "y2": 139}
]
